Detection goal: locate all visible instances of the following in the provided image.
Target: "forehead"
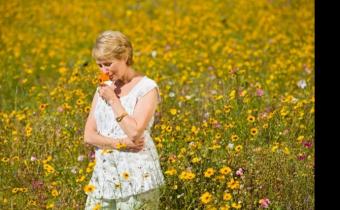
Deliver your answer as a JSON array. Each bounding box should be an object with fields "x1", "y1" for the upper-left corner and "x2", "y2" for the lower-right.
[{"x1": 96, "y1": 58, "x2": 118, "y2": 64}]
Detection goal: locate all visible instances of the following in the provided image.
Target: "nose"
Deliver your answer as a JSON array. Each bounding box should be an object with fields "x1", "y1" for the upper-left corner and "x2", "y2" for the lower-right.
[{"x1": 100, "y1": 67, "x2": 110, "y2": 74}]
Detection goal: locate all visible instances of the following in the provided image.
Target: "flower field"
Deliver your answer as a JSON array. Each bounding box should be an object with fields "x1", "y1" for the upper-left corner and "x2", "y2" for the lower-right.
[{"x1": 0, "y1": 0, "x2": 314, "y2": 209}]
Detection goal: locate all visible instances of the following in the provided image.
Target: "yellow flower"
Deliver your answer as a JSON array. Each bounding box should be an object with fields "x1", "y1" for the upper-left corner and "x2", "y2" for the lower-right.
[
  {"x1": 223, "y1": 192, "x2": 232, "y2": 201},
  {"x1": 231, "y1": 202, "x2": 242, "y2": 209},
  {"x1": 39, "y1": 103, "x2": 48, "y2": 111},
  {"x1": 219, "y1": 166, "x2": 232, "y2": 175},
  {"x1": 227, "y1": 178, "x2": 240, "y2": 189},
  {"x1": 200, "y1": 192, "x2": 213, "y2": 204},
  {"x1": 93, "y1": 203, "x2": 101, "y2": 210},
  {"x1": 179, "y1": 171, "x2": 196, "y2": 180},
  {"x1": 12, "y1": 188, "x2": 20, "y2": 193},
  {"x1": 51, "y1": 189, "x2": 59, "y2": 197},
  {"x1": 83, "y1": 184, "x2": 96, "y2": 193},
  {"x1": 247, "y1": 115, "x2": 256, "y2": 123},
  {"x1": 46, "y1": 202, "x2": 54, "y2": 209},
  {"x1": 114, "y1": 182, "x2": 121, "y2": 189},
  {"x1": 224, "y1": 105, "x2": 232, "y2": 113},
  {"x1": 231, "y1": 134, "x2": 239, "y2": 142},
  {"x1": 84, "y1": 106, "x2": 90, "y2": 113},
  {"x1": 297, "y1": 135, "x2": 304, "y2": 143},
  {"x1": 235, "y1": 145, "x2": 243, "y2": 152},
  {"x1": 43, "y1": 163, "x2": 55, "y2": 173},
  {"x1": 166, "y1": 125, "x2": 172, "y2": 132},
  {"x1": 170, "y1": 108, "x2": 177, "y2": 115},
  {"x1": 204, "y1": 168, "x2": 215, "y2": 178},
  {"x1": 191, "y1": 157, "x2": 201, "y2": 164},
  {"x1": 220, "y1": 205, "x2": 230, "y2": 210},
  {"x1": 250, "y1": 128, "x2": 258, "y2": 136},
  {"x1": 165, "y1": 168, "x2": 177, "y2": 176},
  {"x1": 122, "y1": 171, "x2": 130, "y2": 180}
]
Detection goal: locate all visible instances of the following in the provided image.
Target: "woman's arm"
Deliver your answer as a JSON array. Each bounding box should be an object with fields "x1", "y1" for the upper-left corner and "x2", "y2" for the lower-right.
[
  {"x1": 84, "y1": 87, "x2": 144, "y2": 151},
  {"x1": 84, "y1": 131, "x2": 144, "y2": 151},
  {"x1": 109, "y1": 87, "x2": 159, "y2": 142}
]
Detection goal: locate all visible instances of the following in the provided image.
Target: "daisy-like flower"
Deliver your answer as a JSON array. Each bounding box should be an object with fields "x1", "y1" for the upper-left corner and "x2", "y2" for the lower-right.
[
  {"x1": 223, "y1": 192, "x2": 232, "y2": 201},
  {"x1": 170, "y1": 108, "x2": 177, "y2": 115},
  {"x1": 204, "y1": 168, "x2": 215, "y2": 178},
  {"x1": 51, "y1": 189, "x2": 59, "y2": 197},
  {"x1": 122, "y1": 171, "x2": 130, "y2": 180},
  {"x1": 39, "y1": 103, "x2": 48, "y2": 111},
  {"x1": 231, "y1": 202, "x2": 242, "y2": 209},
  {"x1": 250, "y1": 128, "x2": 258, "y2": 136},
  {"x1": 231, "y1": 134, "x2": 239, "y2": 141},
  {"x1": 259, "y1": 198, "x2": 271, "y2": 208},
  {"x1": 98, "y1": 72, "x2": 110, "y2": 85},
  {"x1": 200, "y1": 192, "x2": 213, "y2": 204},
  {"x1": 235, "y1": 145, "x2": 243, "y2": 152},
  {"x1": 297, "y1": 79, "x2": 307, "y2": 89},
  {"x1": 219, "y1": 166, "x2": 232, "y2": 175},
  {"x1": 247, "y1": 115, "x2": 256, "y2": 123},
  {"x1": 83, "y1": 184, "x2": 95, "y2": 193}
]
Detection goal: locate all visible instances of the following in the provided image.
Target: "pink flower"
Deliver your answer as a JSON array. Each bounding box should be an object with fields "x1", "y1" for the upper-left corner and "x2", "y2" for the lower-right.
[
  {"x1": 298, "y1": 153, "x2": 306, "y2": 160},
  {"x1": 31, "y1": 180, "x2": 44, "y2": 190},
  {"x1": 30, "y1": 156, "x2": 37, "y2": 161},
  {"x1": 302, "y1": 141, "x2": 313, "y2": 148},
  {"x1": 256, "y1": 89, "x2": 264, "y2": 97},
  {"x1": 236, "y1": 168, "x2": 244, "y2": 176},
  {"x1": 259, "y1": 198, "x2": 270, "y2": 208}
]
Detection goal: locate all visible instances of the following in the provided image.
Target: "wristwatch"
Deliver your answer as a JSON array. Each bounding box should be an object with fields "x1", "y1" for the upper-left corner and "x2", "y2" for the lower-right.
[{"x1": 116, "y1": 112, "x2": 128, "y2": 122}]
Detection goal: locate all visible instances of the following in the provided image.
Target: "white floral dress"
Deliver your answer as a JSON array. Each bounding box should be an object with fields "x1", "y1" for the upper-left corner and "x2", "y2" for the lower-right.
[{"x1": 85, "y1": 76, "x2": 165, "y2": 201}]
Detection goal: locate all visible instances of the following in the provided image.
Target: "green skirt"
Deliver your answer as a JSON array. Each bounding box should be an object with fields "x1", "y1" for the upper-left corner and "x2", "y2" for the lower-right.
[{"x1": 85, "y1": 187, "x2": 160, "y2": 210}]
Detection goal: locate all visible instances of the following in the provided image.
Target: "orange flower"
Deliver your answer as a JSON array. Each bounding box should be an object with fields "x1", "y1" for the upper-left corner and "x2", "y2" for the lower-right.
[{"x1": 98, "y1": 73, "x2": 110, "y2": 85}]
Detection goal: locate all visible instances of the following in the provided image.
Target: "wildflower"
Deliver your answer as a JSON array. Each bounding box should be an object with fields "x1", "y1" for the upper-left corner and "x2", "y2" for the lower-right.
[
  {"x1": 51, "y1": 189, "x2": 59, "y2": 197},
  {"x1": 223, "y1": 192, "x2": 232, "y2": 201},
  {"x1": 98, "y1": 72, "x2": 109, "y2": 85},
  {"x1": 122, "y1": 171, "x2": 130, "y2": 180},
  {"x1": 297, "y1": 79, "x2": 307, "y2": 89},
  {"x1": 231, "y1": 202, "x2": 242, "y2": 209},
  {"x1": 165, "y1": 168, "x2": 177, "y2": 176},
  {"x1": 219, "y1": 166, "x2": 232, "y2": 175},
  {"x1": 259, "y1": 198, "x2": 271, "y2": 208},
  {"x1": 247, "y1": 115, "x2": 256, "y2": 123},
  {"x1": 256, "y1": 89, "x2": 264, "y2": 96},
  {"x1": 250, "y1": 128, "x2": 258, "y2": 136},
  {"x1": 170, "y1": 108, "x2": 177, "y2": 115},
  {"x1": 83, "y1": 184, "x2": 96, "y2": 193},
  {"x1": 231, "y1": 134, "x2": 239, "y2": 142},
  {"x1": 227, "y1": 178, "x2": 240, "y2": 189},
  {"x1": 204, "y1": 168, "x2": 215, "y2": 178},
  {"x1": 236, "y1": 168, "x2": 244, "y2": 176},
  {"x1": 235, "y1": 145, "x2": 243, "y2": 152},
  {"x1": 200, "y1": 192, "x2": 213, "y2": 204}
]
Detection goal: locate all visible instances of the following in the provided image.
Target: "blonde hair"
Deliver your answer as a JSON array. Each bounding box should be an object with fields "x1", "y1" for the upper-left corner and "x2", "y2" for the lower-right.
[{"x1": 92, "y1": 30, "x2": 133, "y2": 66}]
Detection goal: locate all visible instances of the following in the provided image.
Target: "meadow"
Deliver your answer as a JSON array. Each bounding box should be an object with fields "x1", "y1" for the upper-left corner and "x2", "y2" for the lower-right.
[{"x1": 0, "y1": 0, "x2": 314, "y2": 209}]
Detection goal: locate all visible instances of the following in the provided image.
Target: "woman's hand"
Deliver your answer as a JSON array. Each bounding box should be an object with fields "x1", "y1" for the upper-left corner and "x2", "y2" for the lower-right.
[
  {"x1": 98, "y1": 83, "x2": 119, "y2": 104},
  {"x1": 121, "y1": 136, "x2": 145, "y2": 152}
]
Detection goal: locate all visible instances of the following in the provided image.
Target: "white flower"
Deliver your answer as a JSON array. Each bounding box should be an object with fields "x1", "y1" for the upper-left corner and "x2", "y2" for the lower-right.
[
  {"x1": 77, "y1": 155, "x2": 85, "y2": 162},
  {"x1": 30, "y1": 156, "x2": 37, "y2": 161},
  {"x1": 71, "y1": 166, "x2": 78, "y2": 174},
  {"x1": 227, "y1": 143, "x2": 234, "y2": 149},
  {"x1": 151, "y1": 50, "x2": 157, "y2": 58},
  {"x1": 297, "y1": 80, "x2": 307, "y2": 89},
  {"x1": 169, "y1": 92, "x2": 175, "y2": 97}
]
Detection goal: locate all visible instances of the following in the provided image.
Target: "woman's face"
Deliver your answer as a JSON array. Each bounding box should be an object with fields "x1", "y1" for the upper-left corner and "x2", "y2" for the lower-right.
[{"x1": 96, "y1": 58, "x2": 127, "y2": 81}]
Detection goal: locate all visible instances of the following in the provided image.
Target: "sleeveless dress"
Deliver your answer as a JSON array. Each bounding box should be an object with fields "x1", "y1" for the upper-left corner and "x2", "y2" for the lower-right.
[{"x1": 85, "y1": 76, "x2": 165, "y2": 202}]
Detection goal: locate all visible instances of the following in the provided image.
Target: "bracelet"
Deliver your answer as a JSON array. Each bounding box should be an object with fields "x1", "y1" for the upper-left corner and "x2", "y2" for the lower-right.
[{"x1": 116, "y1": 112, "x2": 128, "y2": 122}]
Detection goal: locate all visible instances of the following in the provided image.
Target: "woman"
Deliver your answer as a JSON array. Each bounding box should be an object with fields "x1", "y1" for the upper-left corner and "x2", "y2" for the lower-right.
[{"x1": 84, "y1": 30, "x2": 165, "y2": 210}]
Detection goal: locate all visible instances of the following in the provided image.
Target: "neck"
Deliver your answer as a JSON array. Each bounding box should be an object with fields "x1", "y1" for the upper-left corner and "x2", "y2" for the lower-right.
[{"x1": 118, "y1": 66, "x2": 143, "y2": 85}]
